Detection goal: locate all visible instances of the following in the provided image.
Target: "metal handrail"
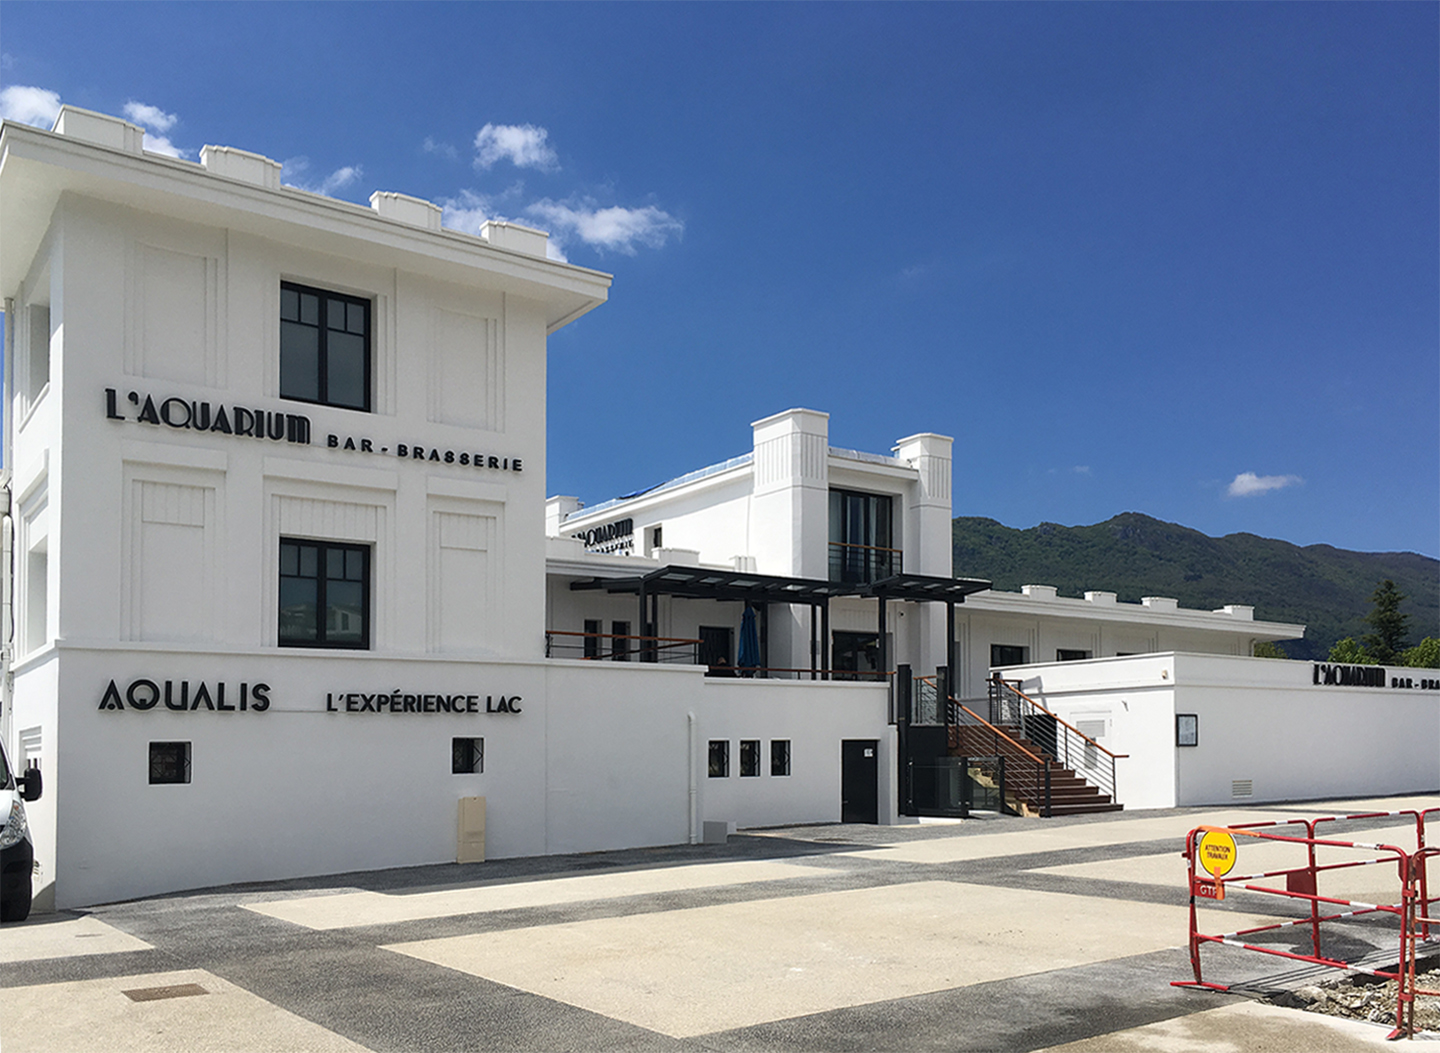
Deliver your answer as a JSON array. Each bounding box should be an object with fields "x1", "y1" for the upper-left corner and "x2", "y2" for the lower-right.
[
  {"x1": 545, "y1": 630, "x2": 701, "y2": 663},
  {"x1": 991, "y1": 675, "x2": 1128, "y2": 761},
  {"x1": 989, "y1": 675, "x2": 1123, "y2": 804},
  {"x1": 952, "y1": 700, "x2": 1053, "y2": 817}
]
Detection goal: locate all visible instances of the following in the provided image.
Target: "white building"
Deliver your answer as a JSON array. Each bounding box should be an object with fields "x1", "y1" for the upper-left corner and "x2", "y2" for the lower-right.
[
  {"x1": 545, "y1": 408, "x2": 1305, "y2": 701},
  {"x1": 0, "y1": 109, "x2": 895, "y2": 913}
]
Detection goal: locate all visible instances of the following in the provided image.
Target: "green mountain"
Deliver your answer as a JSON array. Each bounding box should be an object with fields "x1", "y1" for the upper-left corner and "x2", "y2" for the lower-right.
[{"x1": 952, "y1": 512, "x2": 1439, "y2": 661}]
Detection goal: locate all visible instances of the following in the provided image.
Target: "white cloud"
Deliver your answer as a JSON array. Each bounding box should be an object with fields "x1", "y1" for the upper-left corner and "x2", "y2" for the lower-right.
[
  {"x1": 281, "y1": 157, "x2": 363, "y2": 197},
  {"x1": 1226, "y1": 472, "x2": 1303, "y2": 498},
  {"x1": 438, "y1": 189, "x2": 495, "y2": 236},
  {"x1": 0, "y1": 85, "x2": 62, "y2": 127},
  {"x1": 526, "y1": 198, "x2": 683, "y2": 256},
  {"x1": 122, "y1": 101, "x2": 176, "y2": 133},
  {"x1": 1072, "y1": 465, "x2": 1091, "y2": 475},
  {"x1": 474, "y1": 123, "x2": 558, "y2": 171},
  {"x1": 423, "y1": 136, "x2": 459, "y2": 161}
]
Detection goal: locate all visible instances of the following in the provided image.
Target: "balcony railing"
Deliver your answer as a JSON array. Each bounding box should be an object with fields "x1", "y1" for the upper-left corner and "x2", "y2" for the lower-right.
[
  {"x1": 828, "y1": 541, "x2": 902, "y2": 584},
  {"x1": 545, "y1": 630, "x2": 700, "y2": 665}
]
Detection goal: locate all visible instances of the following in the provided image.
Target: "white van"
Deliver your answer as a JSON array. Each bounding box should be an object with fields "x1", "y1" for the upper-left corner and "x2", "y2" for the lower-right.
[{"x1": 0, "y1": 738, "x2": 41, "y2": 922}]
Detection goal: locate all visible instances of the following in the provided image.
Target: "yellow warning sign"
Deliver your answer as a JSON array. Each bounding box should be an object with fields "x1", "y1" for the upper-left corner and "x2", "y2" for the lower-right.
[{"x1": 1198, "y1": 830, "x2": 1237, "y2": 878}]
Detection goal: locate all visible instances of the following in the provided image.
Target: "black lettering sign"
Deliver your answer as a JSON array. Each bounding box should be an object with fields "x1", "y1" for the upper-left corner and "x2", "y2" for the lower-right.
[{"x1": 98, "y1": 678, "x2": 272, "y2": 713}]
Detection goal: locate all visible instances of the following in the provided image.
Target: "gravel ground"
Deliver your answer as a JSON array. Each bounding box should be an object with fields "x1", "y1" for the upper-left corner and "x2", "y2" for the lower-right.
[{"x1": 1271, "y1": 964, "x2": 1440, "y2": 1033}]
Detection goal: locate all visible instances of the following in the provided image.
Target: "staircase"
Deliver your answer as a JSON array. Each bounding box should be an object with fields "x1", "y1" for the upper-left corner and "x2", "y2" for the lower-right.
[{"x1": 950, "y1": 723, "x2": 1122, "y2": 816}]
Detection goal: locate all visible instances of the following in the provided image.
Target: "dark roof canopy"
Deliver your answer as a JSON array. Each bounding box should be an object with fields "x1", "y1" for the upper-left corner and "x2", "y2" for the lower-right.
[
  {"x1": 571, "y1": 565, "x2": 844, "y2": 604},
  {"x1": 570, "y1": 565, "x2": 991, "y2": 605},
  {"x1": 844, "y1": 573, "x2": 992, "y2": 602}
]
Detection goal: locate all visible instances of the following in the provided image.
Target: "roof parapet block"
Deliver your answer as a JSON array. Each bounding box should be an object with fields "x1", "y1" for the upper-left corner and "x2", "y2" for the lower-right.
[
  {"x1": 480, "y1": 220, "x2": 550, "y2": 257},
  {"x1": 1021, "y1": 584, "x2": 1058, "y2": 600},
  {"x1": 1142, "y1": 596, "x2": 1179, "y2": 611},
  {"x1": 370, "y1": 191, "x2": 442, "y2": 231},
  {"x1": 52, "y1": 106, "x2": 145, "y2": 154},
  {"x1": 1084, "y1": 591, "x2": 1118, "y2": 605},
  {"x1": 200, "y1": 145, "x2": 281, "y2": 189},
  {"x1": 1215, "y1": 604, "x2": 1255, "y2": 620}
]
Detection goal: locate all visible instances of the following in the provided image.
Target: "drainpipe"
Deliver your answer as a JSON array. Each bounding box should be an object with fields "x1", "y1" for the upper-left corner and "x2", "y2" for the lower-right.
[{"x1": 688, "y1": 711, "x2": 698, "y2": 844}]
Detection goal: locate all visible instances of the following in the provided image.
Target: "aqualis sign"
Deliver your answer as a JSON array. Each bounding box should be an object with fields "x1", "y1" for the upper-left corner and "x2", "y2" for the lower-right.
[{"x1": 99, "y1": 679, "x2": 271, "y2": 712}]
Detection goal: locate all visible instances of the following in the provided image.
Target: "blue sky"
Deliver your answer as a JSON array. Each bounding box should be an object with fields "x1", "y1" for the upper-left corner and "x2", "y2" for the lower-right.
[{"x1": 3, "y1": 2, "x2": 1436, "y2": 558}]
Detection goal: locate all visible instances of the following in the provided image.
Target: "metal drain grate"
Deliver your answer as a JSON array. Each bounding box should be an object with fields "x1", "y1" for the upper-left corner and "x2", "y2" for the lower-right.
[{"x1": 122, "y1": 983, "x2": 209, "y2": 1002}]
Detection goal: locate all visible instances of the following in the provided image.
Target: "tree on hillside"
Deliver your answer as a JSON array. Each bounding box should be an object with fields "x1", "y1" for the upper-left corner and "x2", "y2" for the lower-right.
[
  {"x1": 1362, "y1": 579, "x2": 1410, "y2": 664},
  {"x1": 1403, "y1": 637, "x2": 1440, "y2": 669},
  {"x1": 1328, "y1": 637, "x2": 1375, "y2": 664},
  {"x1": 1252, "y1": 641, "x2": 1288, "y2": 659}
]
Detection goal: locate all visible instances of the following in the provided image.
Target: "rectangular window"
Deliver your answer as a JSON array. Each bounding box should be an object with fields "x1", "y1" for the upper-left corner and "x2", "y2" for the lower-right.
[
  {"x1": 1057, "y1": 649, "x2": 1092, "y2": 662},
  {"x1": 991, "y1": 644, "x2": 1029, "y2": 668},
  {"x1": 700, "y1": 626, "x2": 733, "y2": 671},
  {"x1": 740, "y1": 739, "x2": 761, "y2": 777},
  {"x1": 829, "y1": 489, "x2": 896, "y2": 583},
  {"x1": 280, "y1": 282, "x2": 370, "y2": 411},
  {"x1": 771, "y1": 739, "x2": 791, "y2": 776},
  {"x1": 27, "y1": 304, "x2": 50, "y2": 405},
  {"x1": 279, "y1": 538, "x2": 370, "y2": 649},
  {"x1": 1177, "y1": 714, "x2": 1199, "y2": 748},
  {"x1": 611, "y1": 621, "x2": 630, "y2": 661},
  {"x1": 708, "y1": 740, "x2": 729, "y2": 777},
  {"x1": 452, "y1": 737, "x2": 484, "y2": 773},
  {"x1": 149, "y1": 742, "x2": 191, "y2": 785},
  {"x1": 583, "y1": 618, "x2": 602, "y2": 659}
]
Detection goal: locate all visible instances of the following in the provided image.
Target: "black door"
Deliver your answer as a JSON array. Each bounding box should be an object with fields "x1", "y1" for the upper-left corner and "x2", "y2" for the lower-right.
[
  {"x1": 841, "y1": 739, "x2": 879, "y2": 823},
  {"x1": 699, "y1": 626, "x2": 733, "y2": 671}
]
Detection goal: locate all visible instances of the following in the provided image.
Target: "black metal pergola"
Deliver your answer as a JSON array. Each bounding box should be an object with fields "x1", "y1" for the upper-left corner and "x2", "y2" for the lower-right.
[{"x1": 570, "y1": 565, "x2": 991, "y2": 680}]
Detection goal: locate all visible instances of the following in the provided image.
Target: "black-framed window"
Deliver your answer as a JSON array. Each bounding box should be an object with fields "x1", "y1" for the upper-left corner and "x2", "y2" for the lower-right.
[
  {"x1": 149, "y1": 742, "x2": 191, "y2": 785},
  {"x1": 1057, "y1": 649, "x2": 1092, "y2": 662},
  {"x1": 708, "y1": 740, "x2": 729, "y2": 777},
  {"x1": 991, "y1": 644, "x2": 1029, "y2": 667},
  {"x1": 453, "y1": 737, "x2": 484, "y2": 774},
  {"x1": 611, "y1": 621, "x2": 630, "y2": 662},
  {"x1": 280, "y1": 282, "x2": 371, "y2": 411},
  {"x1": 740, "y1": 740, "x2": 761, "y2": 777},
  {"x1": 583, "y1": 619, "x2": 602, "y2": 659},
  {"x1": 829, "y1": 488, "x2": 896, "y2": 583},
  {"x1": 279, "y1": 539, "x2": 370, "y2": 649},
  {"x1": 1177, "y1": 714, "x2": 1199, "y2": 748},
  {"x1": 771, "y1": 740, "x2": 791, "y2": 776}
]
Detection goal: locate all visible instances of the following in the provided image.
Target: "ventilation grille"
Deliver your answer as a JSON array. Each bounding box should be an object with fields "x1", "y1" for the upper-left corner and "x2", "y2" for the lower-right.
[
  {"x1": 1232, "y1": 779, "x2": 1254, "y2": 798},
  {"x1": 1076, "y1": 720, "x2": 1106, "y2": 740}
]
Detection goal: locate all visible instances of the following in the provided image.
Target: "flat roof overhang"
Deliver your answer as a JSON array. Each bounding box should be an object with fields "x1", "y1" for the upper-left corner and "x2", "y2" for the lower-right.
[
  {"x1": 570, "y1": 565, "x2": 846, "y2": 604},
  {"x1": 0, "y1": 121, "x2": 611, "y2": 332},
  {"x1": 841, "y1": 573, "x2": 992, "y2": 603}
]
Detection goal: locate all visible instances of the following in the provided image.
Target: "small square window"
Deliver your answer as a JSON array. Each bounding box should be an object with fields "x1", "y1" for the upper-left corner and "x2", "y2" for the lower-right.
[
  {"x1": 1177, "y1": 714, "x2": 1199, "y2": 748},
  {"x1": 740, "y1": 740, "x2": 761, "y2": 777},
  {"x1": 708, "y1": 740, "x2": 729, "y2": 778},
  {"x1": 452, "y1": 737, "x2": 484, "y2": 774},
  {"x1": 149, "y1": 742, "x2": 191, "y2": 785},
  {"x1": 771, "y1": 740, "x2": 791, "y2": 777}
]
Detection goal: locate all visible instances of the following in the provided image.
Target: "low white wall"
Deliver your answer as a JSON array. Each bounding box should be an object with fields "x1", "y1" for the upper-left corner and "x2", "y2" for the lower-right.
[
  {"x1": 35, "y1": 645, "x2": 893, "y2": 908},
  {"x1": 1009, "y1": 653, "x2": 1440, "y2": 810},
  {"x1": 697, "y1": 677, "x2": 896, "y2": 828}
]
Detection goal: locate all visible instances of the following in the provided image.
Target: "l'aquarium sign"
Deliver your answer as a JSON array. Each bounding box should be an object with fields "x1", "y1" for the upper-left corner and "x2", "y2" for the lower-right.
[
  {"x1": 100, "y1": 678, "x2": 271, "y2": 712},
  {"x1": 1312, "y1": 664, "x2": 1440, "y2": 691},
  {"x1": 574, "y1": 517, "x2": 633, "y2": 555},
  {"x1": 104, "y1": 387, "x2": 523, "y2": 473}
]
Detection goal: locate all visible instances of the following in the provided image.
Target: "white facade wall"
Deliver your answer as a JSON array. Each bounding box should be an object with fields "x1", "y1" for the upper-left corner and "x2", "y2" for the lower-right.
[
  {"x1": 1009, "y1": 654, "x2": 1440, "y2": 810},
  {"x1": 2, "y1": 111, "x2": 901, "y2": 911}
]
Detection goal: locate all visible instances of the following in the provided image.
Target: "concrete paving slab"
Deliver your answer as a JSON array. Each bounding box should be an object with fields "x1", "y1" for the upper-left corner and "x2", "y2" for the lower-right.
[
  {"x1": 1031, "y1": 999, "x2": 1411, "y2": 1051},
  {"x1": 246, "y1": 858, "x2": 828, "y2": 930},
  {"x1": 0, "y1": 914, "x2": 153, "y2": 964},
  {"x1": 1030, "y1": 823, "x2": 1418, "y2": 910},
  {"x1": 382, "y1": 879, "x2": 1281, "y2": 1039},
  {"x1": 0, "y1": 968, "x2": 369, "y2": 1053},
  {"x1": 1290, "y1": 795, "x2": 1440, "y2": 817},
  {"x1": 839, "y1": 810, "x2": 1299, "y2": 865}
]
